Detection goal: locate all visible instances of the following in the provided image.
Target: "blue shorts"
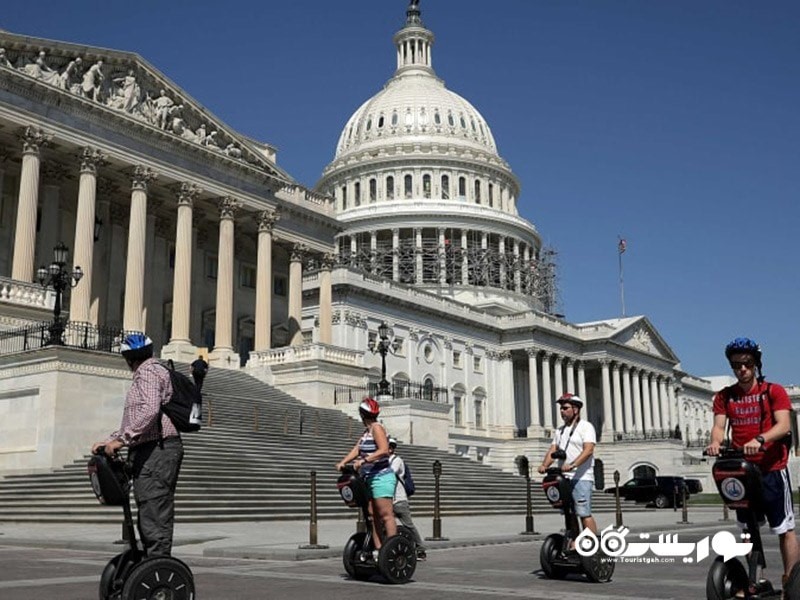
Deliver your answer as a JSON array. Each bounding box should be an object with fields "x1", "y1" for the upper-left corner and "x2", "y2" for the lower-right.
[
  {"x1": 736, "y1": 467, "x2": 795, "y2": 535},
  {"x1": 368, "y1": 471, "x2": 397, "y2": 499},
  {"x1": 571, "y1": 479, "x2": 593, "y2": 518}
]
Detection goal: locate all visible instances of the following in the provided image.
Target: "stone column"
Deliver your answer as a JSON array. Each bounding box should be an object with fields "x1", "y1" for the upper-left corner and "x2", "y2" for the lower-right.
[
  {"x1": 612, "y1": 363, "x2": 623, "y2": 434},
  {"x1": 122, "y1": 166, "x2": 157, "y2": 332},
  {"x1": 254, "y1": 210, "x2": 278, "y2": 351},
  {"x1": 513, "y1": 239, "x2": 521, "y2": 293},
  {"x1": 526, "y1": 348, "x2": 540, "y2": 433},
  {"x1": 288, "y1": 243, "x2": 306, "y2": 346},
  {"x1": 461, "y1": 229, "x2": 469, "y2": 285},
  {"x1": 658, "y1": 377, "x2": 670, "y2": 430},
  {"x1": 565, "y1": 358, "x2": 575, "y2": 393},
  {"x1": 632, "y1": 368, "x2": 643, "y2": 435},
  {"x1": 438, "y1": 227, "x2": 447, "y2": 284},
  {"x1": 497, "y1": 351, "x2": 515, "y2": 434},
  {"x1": 650, "y1": 375, "x2": 661, "y2": 431},
  {"x1": 642, "y1": 372, "x2": 653, "y2": 432},
  {"x1": 210, "y1": 197, "x2": 241, "y2": 363},
  {"x1": 370, "y1": 230, "x2": 377, "y2": 271},
  {"x1": 498, "y1": 236, "x2": 506, "y2": 288},
  {"x1": 600, "y1": 360, "x2": 613, "y2": 438},
  {"x1": 414, "y1": 227, "x2": 422, "y2": 284},
  {"x1": 318, "y1": 253, "x2": 334, "y2": 344},
  {"x1": 622, "y1": 365, "x2": 634, "y2": 433},
  {"x1": 553, "y1": 355, "x2": 564, "y2": 401},
  {"x1": 541, "y1": 353, "x2": 553, "y2": 429},
  {"x1": 12, "y1": 126, "x2": 51, "y2": 282},
  {"x1": 70, "y1": 147, "x2": 106, "y2": 324},
  {"x1": 577, "y1": 361, "x2": 588, "y2": 420},
  {"x1": 668, "y1": 380, "x2": 678, "y2": 436},
  {"x1": 523, "y1": 246, "x2": 531, "y2": 295},
  {"x1": 164, "y1": 182, "x2": 201, "y2": 358},
  {"x1": 36, "y1": 163, "x2": 68, "y2": 273},
  {"x1": 391, "y1": 228, "x2": 399, "y2": 282}
]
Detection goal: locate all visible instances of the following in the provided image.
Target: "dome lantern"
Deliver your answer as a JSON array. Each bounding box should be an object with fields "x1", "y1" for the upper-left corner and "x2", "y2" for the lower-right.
[{"x1": 393, "y1": 0, "x2": 434, "y2": 75}]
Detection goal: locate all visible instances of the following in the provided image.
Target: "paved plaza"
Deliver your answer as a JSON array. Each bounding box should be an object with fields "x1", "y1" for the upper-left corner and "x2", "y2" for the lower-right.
[{"x1": 2, "y1": 506, "x2": 790, "y2": 599}]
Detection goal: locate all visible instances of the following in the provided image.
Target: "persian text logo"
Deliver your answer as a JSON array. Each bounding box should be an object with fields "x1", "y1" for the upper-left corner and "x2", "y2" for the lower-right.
[{"x1": 575, "y1": 526, "x2": 752, "y2": 564}]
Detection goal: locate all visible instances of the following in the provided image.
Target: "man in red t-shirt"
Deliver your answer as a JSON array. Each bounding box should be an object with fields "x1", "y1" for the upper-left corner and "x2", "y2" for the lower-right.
[{"x1": 706, "y1": 337, "x2": 798, "y2": 584}]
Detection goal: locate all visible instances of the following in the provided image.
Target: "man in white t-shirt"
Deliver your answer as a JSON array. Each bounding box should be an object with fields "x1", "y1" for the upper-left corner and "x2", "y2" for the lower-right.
[
  {"x1": 537, "y1": 393, "x2": 598, "y2": 535},
  {"x1": 388, "y1": 437, "x2": 426, "y2": 560}
]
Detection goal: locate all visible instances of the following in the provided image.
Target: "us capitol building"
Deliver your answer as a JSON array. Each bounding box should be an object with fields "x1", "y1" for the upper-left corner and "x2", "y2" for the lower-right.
[{"x1": 0, "y1": 1, "x2": 796, "y2": 482}]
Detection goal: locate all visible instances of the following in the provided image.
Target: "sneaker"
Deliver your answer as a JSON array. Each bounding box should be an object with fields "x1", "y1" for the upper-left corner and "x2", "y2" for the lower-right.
[{"x1": 371, "y1": 549, "x2": 379, "y2": 562}]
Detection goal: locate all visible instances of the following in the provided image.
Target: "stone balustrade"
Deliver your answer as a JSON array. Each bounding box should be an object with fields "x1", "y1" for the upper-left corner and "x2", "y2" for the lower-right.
[
  {"x1": 250, "y1": 343, "x2": 364, "y2": 367},
  {"x1": 0, "y1": 276, "x2": 54, "y2": 310}
]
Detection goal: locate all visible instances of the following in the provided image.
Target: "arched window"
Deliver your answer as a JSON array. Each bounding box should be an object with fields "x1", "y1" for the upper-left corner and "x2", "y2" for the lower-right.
[
  {"x1": 391, "y1": 111, "x2": 398, "y2": 126},
  {"x1": 341, "y1": 185, "x2": 347, "y2": 210},
  {"x1": 354, "y1": 181, "x2": 361, "y2": 206},
  {"x1": 488, "y1": 183, "x2": 494, "y2": 207},
  {"x1": 453, "y1": 394, "x2": 463, "y2": 425},
  {"x1": 474, "y1": 395, "x2": 484, "y2": 428},
  {"x1": 434, "y1": 110, "x2": 441, "y2": 125},
  {"x1": 458, "y1": 176, "x2": 466, "y2": 199},
  {"x1": 447, "y1": 111, "x2": 455, "y2": 127},
  {"x1": 369, "y1": 179, "x2": 377, "y2": 202},
  {"x1": 378, "y1": 115, "x2": 385, "y2": 129},
  {"x1": 422, "y1": 174, "x2": 431, "y2": 199},
  {"x1": 404, "y1": 174, "x2": 413, "y2": 199},
  {"x1": 474, "y1": 179, "x2": 481, "y2": 203},
  {"x1": 460, "y1": 114, "x2": 466, "y2": 129},
  {"x1": 441, "y1": 174, "x2": 450, "y2": 200},
  {"x1": 366, "y1": 117, "x2": 372, "y2": 131},
  {"x1": 423, "y1": 377, "x2": 434, "y2": 401},
  {"x1": 386, "y1": 176, "x2": 395, "y2": 200}
]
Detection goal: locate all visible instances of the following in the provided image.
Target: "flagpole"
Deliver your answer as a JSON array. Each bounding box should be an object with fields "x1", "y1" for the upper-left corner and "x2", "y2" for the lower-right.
[{"x1": 618, "y1": 236, "x2": 626, "y2": 317}]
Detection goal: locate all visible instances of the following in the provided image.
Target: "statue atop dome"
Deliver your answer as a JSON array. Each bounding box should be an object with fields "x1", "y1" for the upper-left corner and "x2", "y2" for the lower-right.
[{"x1": 406, "y1": 0, "x2": 422, "y2": 26}]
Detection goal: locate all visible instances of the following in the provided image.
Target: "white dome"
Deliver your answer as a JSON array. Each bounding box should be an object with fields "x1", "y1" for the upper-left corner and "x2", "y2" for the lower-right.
[{"x1": 335, "y1": 72, "x2": 498, "y2": 160}]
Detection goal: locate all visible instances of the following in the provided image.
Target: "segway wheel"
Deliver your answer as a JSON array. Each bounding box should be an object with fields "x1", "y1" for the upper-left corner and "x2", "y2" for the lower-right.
[
  {"x1": 396, "y1": 525, "x2": 417, "y2": 547},
  {"x1": 120, "y1": 556, "x2": 194, "y2": 600},
  {"x1": 343, "y1": 532, "x2": 372, "y2": 581},
  {"x1": 377, "y1": 534, "x2": 417, "y2": 584},
  {"x1": 706, "y1": 556, "x2": 748, "y2": 600},
  {"x1": 540, "y1": 533, "x2": 568, "y2": 580},
  {"x1": 783, "y1": 561, "x2": 800, "y2": 599},
  {"x1": 581, "y1": 550, "x2": 615, "y2": 583},
  {"x1": 99, "y1": 553, "x2": 124, "y2": 600}
]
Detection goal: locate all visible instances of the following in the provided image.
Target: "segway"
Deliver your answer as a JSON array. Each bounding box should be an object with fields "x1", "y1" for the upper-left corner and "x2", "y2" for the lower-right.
[
  {"x1": 706, "y1": 447, "x2": 800, "y2": 599},
  {"x1": 336, "y1": 465, "x2": 417, "y2": 584},
  {"x1": 88, "y1": 447, "x2": 195, "y2": 600},
  {"x1": 539, "y1": 452, "x2": 615, "y2": 583}
]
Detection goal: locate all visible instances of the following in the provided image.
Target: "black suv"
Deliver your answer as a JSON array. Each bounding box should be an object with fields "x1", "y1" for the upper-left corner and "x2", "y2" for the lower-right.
[{"x1": 605, "y1": 476, "x2": 703, "y2": 509}]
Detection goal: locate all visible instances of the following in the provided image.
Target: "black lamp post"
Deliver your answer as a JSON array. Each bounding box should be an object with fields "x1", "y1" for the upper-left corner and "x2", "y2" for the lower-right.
[
  {"x1": 37, "y1": 242, "x2": 83, "y2": 345},
  {"x1": 368, "y1": 321, "x2": 393, "y2": 396}
]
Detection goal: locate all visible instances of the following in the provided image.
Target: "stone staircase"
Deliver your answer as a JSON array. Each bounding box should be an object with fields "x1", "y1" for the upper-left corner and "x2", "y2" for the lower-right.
[{"x1": 0, "y1": 365, "x2": 640, "y2": 523}]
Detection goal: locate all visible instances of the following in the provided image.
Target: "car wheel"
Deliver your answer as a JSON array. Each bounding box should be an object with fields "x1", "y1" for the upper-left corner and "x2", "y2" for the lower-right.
[{"x1": 654, "y1": 493, "x2": 669, "y2": 509}]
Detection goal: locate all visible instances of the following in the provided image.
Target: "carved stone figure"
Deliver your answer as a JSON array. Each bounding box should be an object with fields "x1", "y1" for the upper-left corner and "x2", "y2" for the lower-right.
[
  {"x1": 194, "y1": 124, "x2": 207, "y2": 144},
  {"x1": 203, "y1": 130, "x2": 221, "y2": 150},
  {"x1": 111, "y1": 69, "x2": 139, "y2": 113},
  {"x1": 153, "y1": 89, "x2": 174, "y2": 130},
  {"x1": 22, "y1": 51, "x2": 59, "y2": 86},
  {"x1": 0, "y1": 48, "x2": 12, "y2": 69},
  {"x1": 81, "y1": 60, "x2": 104, "y2": 102},
  {"x1": 58, "y1": 57, "x2": 83, "y2": 93},
  {"x1": 224, "y1": 143, "x2": 242, "y2": 159}
]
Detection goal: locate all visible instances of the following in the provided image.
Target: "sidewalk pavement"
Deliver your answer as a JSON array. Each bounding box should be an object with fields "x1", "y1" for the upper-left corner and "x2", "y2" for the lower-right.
[{"x1": 0, "y1": 506, "x2": 732, "y2": 561}]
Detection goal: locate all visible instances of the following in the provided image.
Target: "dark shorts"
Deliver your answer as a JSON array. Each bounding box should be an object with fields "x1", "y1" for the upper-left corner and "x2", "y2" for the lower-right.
[{"x1": 736, "y1": 467, "x2": 795, "y2": 535}]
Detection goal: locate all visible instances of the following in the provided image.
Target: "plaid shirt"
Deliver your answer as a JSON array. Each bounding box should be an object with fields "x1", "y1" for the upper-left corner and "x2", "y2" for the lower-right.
[{"x1": 107, "y1": 358, "x2": 178, "y2": 447}]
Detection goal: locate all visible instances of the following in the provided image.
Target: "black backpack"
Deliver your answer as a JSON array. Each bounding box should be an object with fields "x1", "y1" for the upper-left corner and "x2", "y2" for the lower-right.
[
  {"x1": 160, "y1": 360, "x2": 202, "y2": 432},
  {"x1": 401, "y1": 462, "x2": 416, "y2": 497}
]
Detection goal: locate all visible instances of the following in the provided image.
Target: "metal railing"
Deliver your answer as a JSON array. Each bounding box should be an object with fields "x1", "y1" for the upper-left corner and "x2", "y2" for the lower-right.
[
  {"x1": 0, "y1": 320, "x2": 128, "y2": 354},
  {"x1": 334, "y1": 380, "x2": 449, "y2": 404}
]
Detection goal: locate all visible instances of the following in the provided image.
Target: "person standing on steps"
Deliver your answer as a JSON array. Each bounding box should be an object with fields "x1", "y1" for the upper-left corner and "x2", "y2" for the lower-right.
[{"x1": 190, "y1": 355, "x2": 208, "y2": 392}]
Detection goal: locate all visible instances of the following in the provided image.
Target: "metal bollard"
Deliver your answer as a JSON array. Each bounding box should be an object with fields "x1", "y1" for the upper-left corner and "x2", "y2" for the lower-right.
[
  {"x1": 614, "y1": 470, "x2": 623, "y2": 527},
  {"x1": 679, "y1": 485, "x2": 691, "y2": 524},
  {"x1": 299, "y1": 470, "x2": 328, "y2": 550},
  {"x1": 720, "y1": 502, "x2": 730, "y2": 522},
  {"x1": 426, "y1": 460, "x2": 449, "y2": 541}
]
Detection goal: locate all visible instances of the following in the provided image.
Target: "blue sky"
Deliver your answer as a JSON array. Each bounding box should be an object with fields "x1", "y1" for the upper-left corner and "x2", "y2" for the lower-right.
[{"x1": 3, "y1": 1, "x2": 798, "y2": 384}]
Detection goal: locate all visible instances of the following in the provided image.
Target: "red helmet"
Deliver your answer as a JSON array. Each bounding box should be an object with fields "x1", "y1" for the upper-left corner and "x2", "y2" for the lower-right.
[{"x1": 359, "y1": 397, "x2": 380, "y2": 418}]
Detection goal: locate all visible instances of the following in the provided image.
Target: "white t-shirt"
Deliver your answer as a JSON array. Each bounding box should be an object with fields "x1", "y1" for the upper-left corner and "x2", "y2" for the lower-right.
[
  {"x1": 550, "y1": 418, "x2": 596, "y2": 482},
  {"x1": 388, "y1": 454, "x2": 407, "y2": 503}
]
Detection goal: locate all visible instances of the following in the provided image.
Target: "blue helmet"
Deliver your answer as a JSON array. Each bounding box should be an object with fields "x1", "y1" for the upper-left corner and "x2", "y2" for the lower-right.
[
  {"x1": 120, "y1": 333, "x2": 153, "y2": 361},
  {"x1": 724, "y1": 337, "x2": 763, "y2": 381}
]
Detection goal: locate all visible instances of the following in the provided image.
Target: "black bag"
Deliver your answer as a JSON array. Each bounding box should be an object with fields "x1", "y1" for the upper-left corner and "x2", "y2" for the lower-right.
[
  {"x1": 402, "y1": 463, "x2": 416, "y2": 497},
  {"x1": 161, "y1": 361, "x2": 202, "y2": 432}
]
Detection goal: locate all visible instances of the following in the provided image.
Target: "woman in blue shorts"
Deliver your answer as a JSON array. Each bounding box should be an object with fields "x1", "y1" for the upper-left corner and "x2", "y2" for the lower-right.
[{"x1": 336, "y1": 397, "x2": 397, "y2": 556}]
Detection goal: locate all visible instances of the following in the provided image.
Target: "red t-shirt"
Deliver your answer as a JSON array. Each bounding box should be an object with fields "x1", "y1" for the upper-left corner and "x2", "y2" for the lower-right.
[{"x1": 712, "y1": 381, "x2": 792, "y2": 471}]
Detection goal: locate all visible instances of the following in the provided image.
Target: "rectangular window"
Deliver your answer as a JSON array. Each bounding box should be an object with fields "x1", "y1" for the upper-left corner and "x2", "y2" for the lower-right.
[
  {"x1": 473, "y1": 356, "x2": 482, "y2": 372},
  {"x1": 205, "y1": 255, "x2": 218, "y2": 279},
  {"x1": 354, "y1": 181, "x2": 361, "y2": 206},
  {"x1": 423, "y1": 174, "x2": 431, "y2": 199},
  {"x1": 393, "y1": 336, "x2": 405, "y2": 356},
  {"x1": 273, "y1": 275, "x2": 287, "y2": 296},
  {"x1": 386, "y1": 176, "x2": 395, "y2": 200},
  {"x1": 239, "y1": 264, "x2": 257, "y2": 289},
  {"x1": 404, "y1": 174, "x2": 413, "y2": 199},
  {"x1": 475, "y1": 399, "x2": 484, "y2": 429},
  {"x1": 441, "y1": 175, "x2": 450, "y2": 200},
  {"x1": 369, "y1": 179, "x2": 377, "y2": 202},
  {"x1": 454, "y1": 396, "x2": 463, "y2": 426},
  {"x1": 453, "y1": 350, "x2": 461, "y2": 368},
  {"x1": 458, "y1": 176, "x2": 466, "y2": 199}
]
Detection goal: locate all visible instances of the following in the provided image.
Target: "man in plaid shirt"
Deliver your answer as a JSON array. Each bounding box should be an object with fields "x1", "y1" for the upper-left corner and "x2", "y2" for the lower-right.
[{"x1": 92, "y1": 334, "x2": 184, "y2": 556}]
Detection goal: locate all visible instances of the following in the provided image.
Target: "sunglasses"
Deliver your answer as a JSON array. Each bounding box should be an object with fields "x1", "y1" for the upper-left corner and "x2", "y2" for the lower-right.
[{"x1": 729, "y1": 360, "x2": 755, "y2": 370}]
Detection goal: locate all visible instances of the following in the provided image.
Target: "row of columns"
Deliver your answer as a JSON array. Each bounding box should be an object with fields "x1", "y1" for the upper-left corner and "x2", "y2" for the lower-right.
[
  {"x1": 527, "y1": 350, "x2": 587, "y2": 432},
  {"x1": 7, "y1": 125, "x2": 333, "y2": 354}
]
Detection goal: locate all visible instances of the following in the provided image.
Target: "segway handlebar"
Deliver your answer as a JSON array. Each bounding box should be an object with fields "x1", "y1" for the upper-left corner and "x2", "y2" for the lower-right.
[{"x1": 702, "y1": 446, "x2": 764, "y2": 459}]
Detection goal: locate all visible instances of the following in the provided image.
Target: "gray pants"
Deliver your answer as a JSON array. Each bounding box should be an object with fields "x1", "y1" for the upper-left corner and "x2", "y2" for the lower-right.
[
  {"x1": 129, "y1": 437, "x2": 184, "y2": 556},
  {"x1": 394, "y1": 500, "x2": 425, "y2": 548}
]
